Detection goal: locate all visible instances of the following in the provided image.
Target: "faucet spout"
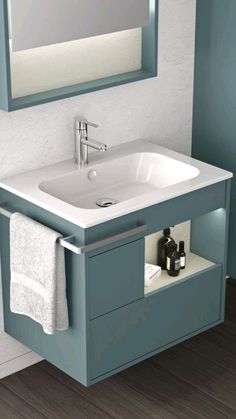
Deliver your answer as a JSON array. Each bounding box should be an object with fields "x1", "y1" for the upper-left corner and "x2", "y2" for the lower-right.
[{"x1": 81, "y1": 138, "x2": 107, "y2": 153}]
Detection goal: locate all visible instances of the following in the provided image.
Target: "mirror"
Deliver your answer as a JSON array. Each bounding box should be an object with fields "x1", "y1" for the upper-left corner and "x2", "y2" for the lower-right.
[
  {"x1": 0, "y1": 0, "x2": 158, "y2": 111},
  {"x1": 10, "y1": 0, "x2": 150, "y2": 51}
]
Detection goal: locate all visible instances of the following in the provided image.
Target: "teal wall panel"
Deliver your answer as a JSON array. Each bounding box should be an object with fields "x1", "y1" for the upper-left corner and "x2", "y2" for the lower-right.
[{"x1": 192, "y1": 0, "x2": 236, "y2": 277}]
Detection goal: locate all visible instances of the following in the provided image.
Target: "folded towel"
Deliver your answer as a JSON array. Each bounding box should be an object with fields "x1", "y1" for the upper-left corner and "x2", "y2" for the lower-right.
[
  {"x1": 145, "y1": 263, "x2": 161, "y2": 288},
  {"x1": 10, "y1": 213, "x2": 69, "y2": 335}
]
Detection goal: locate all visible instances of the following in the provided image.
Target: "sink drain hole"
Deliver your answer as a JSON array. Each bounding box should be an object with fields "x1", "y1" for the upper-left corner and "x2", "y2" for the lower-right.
[{"x1": 96, "y1": 198, "x2": 118, "y2": 208}]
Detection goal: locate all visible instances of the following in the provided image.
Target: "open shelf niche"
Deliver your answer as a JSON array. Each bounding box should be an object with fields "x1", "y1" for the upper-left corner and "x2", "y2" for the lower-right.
[{"x1": 144, "y1": 220, "x2": 216, "y2": 296}]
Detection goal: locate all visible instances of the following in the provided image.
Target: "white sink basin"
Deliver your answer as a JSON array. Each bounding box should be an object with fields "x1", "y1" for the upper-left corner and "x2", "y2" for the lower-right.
[
  {"x1": 0, "y1": 140, "x2": 232, "y2": 227},
  {"x1": 39, "y1": 152, "x2": 200, "y2": 209}
]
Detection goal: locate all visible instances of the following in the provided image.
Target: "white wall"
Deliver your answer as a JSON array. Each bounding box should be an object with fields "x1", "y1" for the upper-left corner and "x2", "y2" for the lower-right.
[{"x1": 0, "y1": 0, "x2": 196, "y2": 377}]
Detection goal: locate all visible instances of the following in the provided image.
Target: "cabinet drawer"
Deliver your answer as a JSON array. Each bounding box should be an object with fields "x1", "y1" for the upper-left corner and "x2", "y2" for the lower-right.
[
  {"x1": 87, "y1": 238, "x2": 144, "y2": 319},
  {"x1": 90, "y1": 265, "x2": 222, "y2": 379}
]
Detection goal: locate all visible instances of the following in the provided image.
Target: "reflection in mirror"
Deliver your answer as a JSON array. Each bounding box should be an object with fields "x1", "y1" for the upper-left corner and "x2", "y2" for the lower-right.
[
  {"x1": 10, "y1": 0, "x2": 150, "y2": 51},
  {"x1": 0, "y1": 0, "x2": 157, "y2": 111},
  {"x1": 10, "y1": 29, "x2": 142, "y2": 98},
  {"x1": 8, "y1": 0, "x2": 149, "y2": 98}
]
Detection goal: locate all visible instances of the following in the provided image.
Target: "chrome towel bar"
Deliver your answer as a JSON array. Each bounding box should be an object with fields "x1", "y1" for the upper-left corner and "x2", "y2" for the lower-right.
[{"x1": 0, "y1": 206, "x2": 147, "y2": 255}]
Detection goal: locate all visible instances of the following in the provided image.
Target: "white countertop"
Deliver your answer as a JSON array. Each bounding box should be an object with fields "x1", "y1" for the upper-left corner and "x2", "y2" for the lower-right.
[{"x1": 0, "y1": 140, "x2": 233, "y2": 228}]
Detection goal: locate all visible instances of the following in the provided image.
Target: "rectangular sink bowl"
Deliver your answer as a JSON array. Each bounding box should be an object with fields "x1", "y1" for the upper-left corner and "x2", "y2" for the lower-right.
[{"x1": 39, "y1": 152, "x2": 200, "y2": 210}]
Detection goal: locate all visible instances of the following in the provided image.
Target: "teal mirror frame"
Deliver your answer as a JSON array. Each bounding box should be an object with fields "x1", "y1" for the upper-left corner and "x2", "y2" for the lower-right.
[{"x1": 0, "y1": 0, "x2": 158, "y2": 111}]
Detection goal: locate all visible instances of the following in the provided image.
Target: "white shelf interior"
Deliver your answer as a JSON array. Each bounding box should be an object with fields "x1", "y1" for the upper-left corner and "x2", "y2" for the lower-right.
[{"x1": 145, "y1": 252, "x2": 215, "y2": 295}]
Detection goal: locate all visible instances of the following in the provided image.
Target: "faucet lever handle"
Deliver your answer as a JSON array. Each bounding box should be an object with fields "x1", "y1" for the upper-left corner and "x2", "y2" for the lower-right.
[
  {"x1": 75, "y1": 119, "x2": 98, "y2": 130},
  {"x1": 86, "y1": 121, "x2": 99, "y2": 129}
]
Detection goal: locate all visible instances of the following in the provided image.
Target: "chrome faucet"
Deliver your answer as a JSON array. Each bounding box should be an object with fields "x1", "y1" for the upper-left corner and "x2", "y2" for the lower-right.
[{"x1": 75, "y1": 119, "x2": 107, "y2": 168}]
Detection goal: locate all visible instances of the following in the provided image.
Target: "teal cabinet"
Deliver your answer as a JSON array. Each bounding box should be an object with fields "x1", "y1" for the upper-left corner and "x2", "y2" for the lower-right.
[
  {"x1": 0, "y1": 180, "x2": 231, "y2": 387},
  {"x1": 0, "y1": 0, "x2": 158, "y2": 111}
]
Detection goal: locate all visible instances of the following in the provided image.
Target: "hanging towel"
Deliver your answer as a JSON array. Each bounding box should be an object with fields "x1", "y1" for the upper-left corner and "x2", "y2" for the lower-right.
[{"x1": 10, "y1": 213, "x2": 69, "y2": 335}]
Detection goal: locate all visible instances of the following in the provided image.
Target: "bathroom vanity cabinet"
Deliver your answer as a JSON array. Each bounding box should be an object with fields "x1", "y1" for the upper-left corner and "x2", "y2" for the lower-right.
[{"x1": 0, "y1": 179, "x2": 231, "y2": 387}]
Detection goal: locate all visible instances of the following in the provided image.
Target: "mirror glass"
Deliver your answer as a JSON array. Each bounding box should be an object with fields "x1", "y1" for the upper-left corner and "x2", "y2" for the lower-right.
[
  {"x1": 8, "y1": 0, "x2": 150, "y2": 99},
  {"x1": 10, "y1": 0, "x2": 149, "y2": 51}
]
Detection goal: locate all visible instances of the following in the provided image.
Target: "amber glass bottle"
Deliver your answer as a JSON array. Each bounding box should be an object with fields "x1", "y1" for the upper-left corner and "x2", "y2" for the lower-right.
[
  {"x1": 157, "y1": 228, "x2": 175, "y2": 269},
  {"x1": 166, "y1": 244, "x2": 181, "y2": 277}
]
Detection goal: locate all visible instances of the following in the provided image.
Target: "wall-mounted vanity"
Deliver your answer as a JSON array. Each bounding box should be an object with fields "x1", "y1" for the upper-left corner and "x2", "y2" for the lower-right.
[
  {"x1": 0, "y1": 0, "x2": 158, "y2": 111},
  {"x1": 0, "y1": 140, "x2": 232, "y2": 387}
]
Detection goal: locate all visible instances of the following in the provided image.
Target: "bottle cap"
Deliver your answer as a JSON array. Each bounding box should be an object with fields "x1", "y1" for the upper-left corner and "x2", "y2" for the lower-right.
[
  {"x1": 164, "y1": 228, "x2": 171, "y2": 236},
  {"x1": 179, "y1": 241, "x2": 185, "y2": 252}
]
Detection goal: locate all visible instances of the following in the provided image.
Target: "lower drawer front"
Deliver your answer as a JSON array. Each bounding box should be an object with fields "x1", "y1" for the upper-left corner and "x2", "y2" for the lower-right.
[{"x1": 90, "y1": 265, "x2": 222, "y2": 379}]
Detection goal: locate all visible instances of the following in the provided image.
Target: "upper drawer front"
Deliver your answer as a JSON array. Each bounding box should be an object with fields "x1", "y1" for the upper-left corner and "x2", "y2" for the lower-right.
[
  {"x1": 87, "y1": 238, "x2": 144, "y2": 319},
  {"x1": 90, "y1": 265, "x2": 222, "y2": 379}
]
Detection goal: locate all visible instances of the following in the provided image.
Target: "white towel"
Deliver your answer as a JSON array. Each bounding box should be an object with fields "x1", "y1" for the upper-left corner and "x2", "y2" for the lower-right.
[{"x1": 10, "y1": 213, "x2": 69, "y2": 335}]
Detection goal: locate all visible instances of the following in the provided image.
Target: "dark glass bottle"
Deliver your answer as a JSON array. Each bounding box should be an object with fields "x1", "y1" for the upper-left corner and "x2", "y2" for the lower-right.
[
  {"x1": 166, "y1": 244, "x2": 180, "y2": 277},
  {"x1": 157, "y1": 228, "x2": 175, "y2": 269},
  {"x1": 179, "y1": 241, "x2": 186, "y2": 269}
]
